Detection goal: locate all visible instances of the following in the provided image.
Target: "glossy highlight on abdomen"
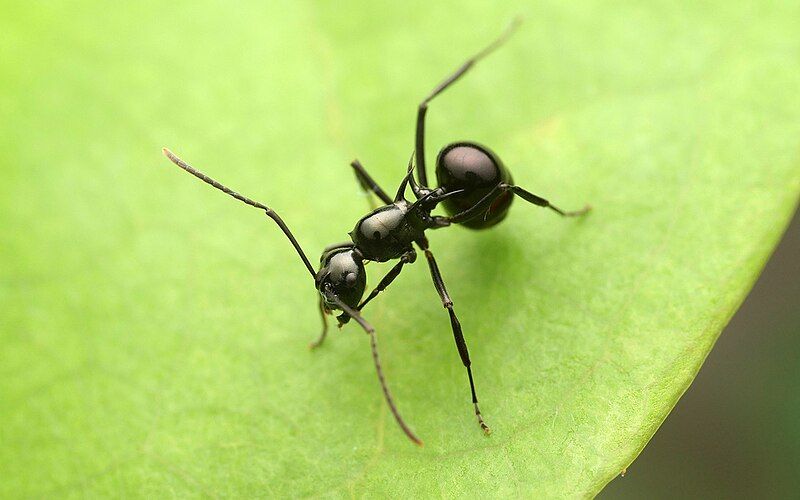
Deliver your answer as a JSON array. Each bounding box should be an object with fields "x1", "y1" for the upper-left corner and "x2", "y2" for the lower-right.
[{"x1": 435, "y1": 141, "x2": 514, "y2": 229}]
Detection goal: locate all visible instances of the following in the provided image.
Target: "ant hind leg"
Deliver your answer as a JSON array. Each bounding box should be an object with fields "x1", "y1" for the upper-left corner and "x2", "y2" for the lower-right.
[
  {"x1": 504, "y1": 184, "x2": 591, "y2": 217},
  {"x1": 415, "y1": 17, "x2": 521, "y2": 187},
  {"x1": 441, "y1": 183, "x2": 591, "y2": 225}
]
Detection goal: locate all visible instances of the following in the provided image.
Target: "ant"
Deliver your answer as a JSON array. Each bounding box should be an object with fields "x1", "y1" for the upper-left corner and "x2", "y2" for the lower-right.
[{"x1": 162, "y1": 19, "x2": 589, "y2": 446}]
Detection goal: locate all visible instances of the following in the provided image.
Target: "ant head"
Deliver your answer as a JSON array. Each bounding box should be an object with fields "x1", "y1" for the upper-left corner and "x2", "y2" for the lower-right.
[{"x1": 316, "y1": 246, "x2": 367, "y2": 315}]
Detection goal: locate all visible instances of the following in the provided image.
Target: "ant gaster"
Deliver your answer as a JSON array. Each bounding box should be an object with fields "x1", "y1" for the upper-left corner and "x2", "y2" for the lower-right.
[{"x1": 162, "y1": 19, "x2": 589, "y2": 446}]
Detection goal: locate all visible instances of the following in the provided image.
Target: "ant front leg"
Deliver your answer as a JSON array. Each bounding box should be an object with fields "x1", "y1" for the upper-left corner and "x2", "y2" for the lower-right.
[
  {"x1": 357, "y1": 249, "x2": 416, "y2": 313},
  {"x1": 418, "y1": 241, "x2": 491, "y2": 435},
  {"x1": 351, "y1": 159, "x2": 392, "y2": 209}
]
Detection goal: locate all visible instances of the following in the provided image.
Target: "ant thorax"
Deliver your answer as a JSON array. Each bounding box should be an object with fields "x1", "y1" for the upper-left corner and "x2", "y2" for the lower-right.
[{"x1": 349, "y1": 201, "x2": 428, "y2": 262}]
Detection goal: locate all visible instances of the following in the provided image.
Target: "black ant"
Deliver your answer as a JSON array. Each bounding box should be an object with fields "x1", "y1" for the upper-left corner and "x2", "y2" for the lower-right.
[{"x1": 162, "y1": 19, "x2": 589, "y2": 446}]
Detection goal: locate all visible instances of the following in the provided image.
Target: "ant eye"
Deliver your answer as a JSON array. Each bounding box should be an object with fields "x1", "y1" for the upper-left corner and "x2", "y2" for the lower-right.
[{"x1": 345, "y1": 272, "x2": 357, "y2": 286}]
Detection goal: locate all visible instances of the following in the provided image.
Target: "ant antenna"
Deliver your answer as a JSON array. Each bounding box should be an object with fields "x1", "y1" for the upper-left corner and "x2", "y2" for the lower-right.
[
  {"x1": 328, "y1": 291, "x2": 423, "y2": 446},
  {"x1": 162, "y1": 148, "x2": 316, "y2": 278}
]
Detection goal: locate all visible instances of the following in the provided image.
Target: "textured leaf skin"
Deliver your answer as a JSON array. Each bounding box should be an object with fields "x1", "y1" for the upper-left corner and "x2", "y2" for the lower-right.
[{"x1": 1, "y1": 1, "x2": 799, "y2": 497}]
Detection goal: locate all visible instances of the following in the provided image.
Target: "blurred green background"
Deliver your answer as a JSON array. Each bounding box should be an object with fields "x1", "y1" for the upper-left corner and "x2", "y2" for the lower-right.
[{"x1": 2, "y1": 1, "x2": 799, "y2": 497}]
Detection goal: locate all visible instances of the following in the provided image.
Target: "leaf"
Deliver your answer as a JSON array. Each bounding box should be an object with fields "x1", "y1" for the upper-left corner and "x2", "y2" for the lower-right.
[{"x1": 1, "y1": 1, "x2": 799, "y2": 497}]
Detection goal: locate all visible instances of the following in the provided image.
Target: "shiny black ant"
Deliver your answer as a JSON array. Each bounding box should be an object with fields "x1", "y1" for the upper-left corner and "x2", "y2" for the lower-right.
[{"x1": 162, "y1": 19, "x2": 589, "y2": 446}]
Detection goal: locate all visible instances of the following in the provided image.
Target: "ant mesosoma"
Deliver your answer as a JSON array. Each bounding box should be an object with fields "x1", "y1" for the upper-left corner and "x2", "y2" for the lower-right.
[{"x1": 162, "y1": 19, "x2": 589, "y2": 446}]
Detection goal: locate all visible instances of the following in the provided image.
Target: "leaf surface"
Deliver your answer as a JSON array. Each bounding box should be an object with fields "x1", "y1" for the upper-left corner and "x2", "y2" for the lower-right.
[{"x1": 1, "y1": 1, "x2": 799, "y2": 497}]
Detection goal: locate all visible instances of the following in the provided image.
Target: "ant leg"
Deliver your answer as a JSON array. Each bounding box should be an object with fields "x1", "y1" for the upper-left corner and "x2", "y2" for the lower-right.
[
  {"x1": 325, "y1": 290, "x2": 423, "y2": 445},
  {"x1": 441, "y1": 184, "x2": 504, "y2": 225},
  {"x1": 503, "y1": 184, "x2": 591, "y2": 217},
  {"x1": 309, "y1": 296, "x2": 329, "y2": 350},
  {"x1": 357, "y1": 249, "x2": 416, "y2": 312},
  {"x1": 351, "y1": 159, "x2": 392, "y2": 208},
  {"x1": 162, "y1": 148, "x2": 316, "y2": 278},
  {"x1": 415, "y1": 18, "x2": 521, "y2": 187},
  {"x1": 442, "y1": 183, "x2": 590, "y2": 225},
  {"x1": 419, "y1": 242, "x2": 491, "y2": 435}
]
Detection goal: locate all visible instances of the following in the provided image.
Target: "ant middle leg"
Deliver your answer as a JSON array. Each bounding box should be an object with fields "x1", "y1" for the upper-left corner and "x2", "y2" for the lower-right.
[
  {"x1": 418, "y1": 240, "x2": 491, "y2": 435},
  {"x1": 414, "y1": 18, "x2": 521, "y2": 187},
  {"x1": 357, "y1": 249, "x2": 416, "y2": 312}
]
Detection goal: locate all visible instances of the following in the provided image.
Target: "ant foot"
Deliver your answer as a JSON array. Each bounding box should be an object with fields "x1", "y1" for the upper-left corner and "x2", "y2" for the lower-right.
[{"x1": 475, "y1": 403, "x2": 491, "y2": 435}]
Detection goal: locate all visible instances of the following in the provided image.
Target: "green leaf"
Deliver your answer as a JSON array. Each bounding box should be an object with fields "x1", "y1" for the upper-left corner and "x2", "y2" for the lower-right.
[{"x1": 2, "y1": 1, "x2": 798, "y2": 497}]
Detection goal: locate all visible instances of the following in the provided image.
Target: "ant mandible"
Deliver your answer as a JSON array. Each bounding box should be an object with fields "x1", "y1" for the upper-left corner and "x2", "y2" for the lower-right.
[{"x1": 162, "y1": 19, "x2": 589, "y2": 446}]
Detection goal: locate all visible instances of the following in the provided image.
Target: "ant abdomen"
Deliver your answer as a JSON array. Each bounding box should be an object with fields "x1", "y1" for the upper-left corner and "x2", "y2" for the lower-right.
[{"x1": 435, "y1": 141, "x2": 515, "y2": 229}]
